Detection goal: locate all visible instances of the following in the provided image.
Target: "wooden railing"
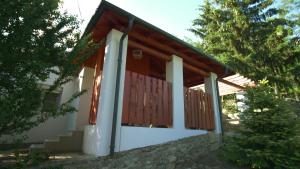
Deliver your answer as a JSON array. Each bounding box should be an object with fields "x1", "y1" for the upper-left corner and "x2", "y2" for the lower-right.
[
  {"x1": 184, "y1": 88, "x2": 215, "y2": 130},
  {"x1": 122, "y1": 71, "x2": 172, "y2": 127}
]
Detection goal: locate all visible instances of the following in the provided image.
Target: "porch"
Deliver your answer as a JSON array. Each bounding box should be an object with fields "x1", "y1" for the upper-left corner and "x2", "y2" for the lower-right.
[
  {"x1": 70, "y1": 1, "x2": 233, "y2": 156},
  {"x1": 76, "y1": 29, "x2": 222, "y2": 156},
  {"x1": 87, "y1": 70, "x2": 215, "y2": 130}
]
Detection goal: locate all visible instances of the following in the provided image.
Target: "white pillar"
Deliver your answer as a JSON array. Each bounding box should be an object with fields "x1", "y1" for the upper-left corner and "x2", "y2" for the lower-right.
[
  {"x1": 76, "y1": 67, "x2": 95, "y2": 130},
  {"x1": 83, "y1": 29, "x2": 128, "y2": 156},
  {"x1": 204, "y1": 73, "x2": 222, "y2": 134},
  {"x1": 166, "y1": 55, "x2": 185, "y2": 130},
  {"x1": 65, "y1": 78, "x2": 79, "y2": 131}
]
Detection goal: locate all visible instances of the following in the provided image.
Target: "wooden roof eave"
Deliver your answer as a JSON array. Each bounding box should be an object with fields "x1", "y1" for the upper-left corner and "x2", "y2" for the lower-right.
[{"x1": 83, "y1": 1, "x2": 235, "y2": 78}]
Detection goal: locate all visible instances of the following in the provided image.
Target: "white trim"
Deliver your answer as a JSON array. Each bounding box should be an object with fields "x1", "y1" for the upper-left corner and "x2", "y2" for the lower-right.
[{"x1": 119, "y1": 126, "x2": 207, "y2": 151}]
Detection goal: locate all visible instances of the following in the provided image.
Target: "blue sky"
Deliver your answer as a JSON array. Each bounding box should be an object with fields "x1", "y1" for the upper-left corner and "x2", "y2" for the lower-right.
[{"x1": 63, "y1": 0, "x2": 202, "y2": 41}]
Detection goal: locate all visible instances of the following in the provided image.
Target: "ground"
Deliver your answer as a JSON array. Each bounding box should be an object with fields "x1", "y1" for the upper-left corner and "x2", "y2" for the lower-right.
[{"x1": 0, "y1": 134, "x2": 249, "y2": 169}]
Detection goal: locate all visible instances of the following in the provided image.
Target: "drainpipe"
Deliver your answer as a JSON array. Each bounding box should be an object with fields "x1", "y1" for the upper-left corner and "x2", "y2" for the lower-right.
[
  {"x1": 110, "y1": 17, "x2": 135, "y2": 156},
  {"x1": 215, "y1": 80, "x2": 224, "y2": 139}
]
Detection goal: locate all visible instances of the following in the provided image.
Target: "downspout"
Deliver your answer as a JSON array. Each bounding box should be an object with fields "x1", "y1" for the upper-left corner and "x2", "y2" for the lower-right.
[
  {"x1": 110, "y1": 17, "x2": 135, "y2": 155},
  {"x1": 215, "y1": 80, "x2": 224, "y2": 139}
]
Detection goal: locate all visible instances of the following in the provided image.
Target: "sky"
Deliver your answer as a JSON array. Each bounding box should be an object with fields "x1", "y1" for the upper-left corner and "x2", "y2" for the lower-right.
[{"x1": 62, "y1": 0, "x2": 202, "y2": 41}]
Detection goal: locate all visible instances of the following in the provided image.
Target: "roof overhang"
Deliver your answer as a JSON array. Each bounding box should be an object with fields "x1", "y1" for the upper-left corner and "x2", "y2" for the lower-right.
[
  {"x1": 83, "y1": 1, "x2": 235, "y2": 85},
  {"x1": 192, "y1": 74, "x2": 255, "y2": 96}
]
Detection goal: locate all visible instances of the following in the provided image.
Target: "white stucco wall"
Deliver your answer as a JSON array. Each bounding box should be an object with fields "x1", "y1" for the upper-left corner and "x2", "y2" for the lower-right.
[
  {"x1": 82, "y1": 125, "x2": 100, "y2": 155},
  {"x1": 23, "y1": 67, "x2": 95, "y2": 143},
  {"x1": 76, "y1": 67, "x2": 95, "y2": 130},
  {"x1": 62, "y1": 78, "x2": 79, "y2": 131},
  {"x1": 23, "y1": 116, "x2": 69, "y2": 143},
  {"x1": 119, "y1": 126, "x2": 207, "y2": 151},
  {"x1": 1, "y1": 70, "x2": 78, "y2": 143}
]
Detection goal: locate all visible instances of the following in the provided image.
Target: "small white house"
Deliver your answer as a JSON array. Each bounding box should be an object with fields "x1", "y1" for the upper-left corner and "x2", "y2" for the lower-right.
[{"x1": 5, "y1": 1, "x2": 241, "y2": 157}]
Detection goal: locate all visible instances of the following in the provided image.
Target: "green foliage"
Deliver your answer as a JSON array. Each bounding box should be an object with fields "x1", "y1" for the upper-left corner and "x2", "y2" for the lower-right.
[
  {"x1": 222, "y1": 83, "x2": 300, "y2": 169},
  {"x1": 190, "y1": 0, "x2": 300, "y2": 98},
  {"x1": 222, "y1": 94, "x2": 239, "y2": 115},
  {"x1": 43, "y1": 166, "x2": 64, "y2": 169},
  {"x1": 0, "y1": 0, "x2": 98, "y2": 137},
  {"x1": 221, "y1": 94, "x2": 241, "y2": 132}
]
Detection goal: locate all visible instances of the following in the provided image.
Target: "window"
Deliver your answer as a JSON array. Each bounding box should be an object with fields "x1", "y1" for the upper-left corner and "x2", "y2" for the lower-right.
[{"x1": 42, "y1": 92, "x2": 61, "y2": 112}]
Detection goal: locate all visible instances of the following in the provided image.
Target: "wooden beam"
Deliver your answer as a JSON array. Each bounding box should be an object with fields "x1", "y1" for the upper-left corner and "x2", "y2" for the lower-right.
[
  {"x1": 128, "y1": 39, "x2": 211, "y2": 78},
  {"x1": 218, "y1": 78, "x2": 246, "y2": 90},
  {"x1": 183, "y1": 63, "x2": 209, "y2": 77},
  {"x1": 224, "y1": 75, "x2": 245, "y2": 82},
  {"x1": 185, "y1": 75, "x2": 204, "y2": 84},
  {"x1": 149, "y1": 71, "x2": 165, "y2": 80},
  {"x1": 129, "y1": 31, "x2": 213, "y2": 72},
  {"x1": 128, "y1": 40, "x2": 171, "y2": 61}
]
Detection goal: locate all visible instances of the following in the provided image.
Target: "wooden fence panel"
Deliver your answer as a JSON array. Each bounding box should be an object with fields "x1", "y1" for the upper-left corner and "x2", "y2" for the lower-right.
[
  {"x1": 122, "y1": 71, "x2": 131, "y2": 124},
  {"x1": 136, "y1": 74, "x2": 145, "y2": 125},
  {"x1": 144, "y1": 76, "x2": 152, "y2": 125},
  {"x1": 167, "y1": 84, "x2": 173, "y2": 126},
  {"x1": 122, "y1": 71, "x2": 172, "y2": 127},
  {"x1": 184, "y1": 88, "x2": 215, "y2": 130}
]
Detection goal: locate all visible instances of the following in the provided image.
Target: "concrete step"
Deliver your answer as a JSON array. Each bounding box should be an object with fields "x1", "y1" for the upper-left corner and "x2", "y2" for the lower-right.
[
  {"x1": 30, "y1": 143, "x2": 45, "y2": 149},
  {"x1": 45, "y1": 139, "x2": 59, "y2": 142},
  {"x1": 29, "y1": 143, "x2": 47, "y2": 154},
  {"x1": 58, "y1": 132, "x2": 72, "y2": 137},
  {"x1": 30, "y1": 130, "x2": 83, "y2": 154}
]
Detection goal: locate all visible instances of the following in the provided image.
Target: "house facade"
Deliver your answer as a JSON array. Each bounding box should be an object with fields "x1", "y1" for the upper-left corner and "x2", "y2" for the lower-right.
[
  {"x1": 4, "y1": 1, "x2": 238, "y2": 156},
  {"x1": 75, "y1": 1, "x2": 235, "y2": 156}
]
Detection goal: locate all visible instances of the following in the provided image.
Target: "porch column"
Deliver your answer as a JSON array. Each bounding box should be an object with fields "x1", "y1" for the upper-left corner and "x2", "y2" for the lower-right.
[
  {"x1": 204, "y1": 73, "x2": 222, "y2": 134},
  {"x1": 94, "y1": 29, "x2": 128, "y2": 156},
  {"x1": 66, "y1": 77, "x2": 80, "y2": 131},
  {"x1": 166, "y1": 55, "x2": 185, "y2": 130},
  {"x1": 76, "y1": 67, "x2": 95, "y2": 130}
]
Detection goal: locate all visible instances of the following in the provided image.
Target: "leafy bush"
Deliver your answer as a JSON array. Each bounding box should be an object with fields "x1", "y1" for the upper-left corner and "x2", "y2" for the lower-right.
[
  {"x1": 222, "y1": 94, "x2": 239, "y2": 115},
  {"x1": 222, "y1": 83, "x2": 300, "y2": 169}
]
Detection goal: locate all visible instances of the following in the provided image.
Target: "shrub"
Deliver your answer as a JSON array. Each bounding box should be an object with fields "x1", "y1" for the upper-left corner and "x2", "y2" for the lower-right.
[{"x1": 222, "y1": 83, "x2": 300, "y2": 169}]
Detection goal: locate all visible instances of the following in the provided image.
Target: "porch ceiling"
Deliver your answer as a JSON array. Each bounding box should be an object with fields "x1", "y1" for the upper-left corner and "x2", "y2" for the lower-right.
[{"x1": 83, "y1": 1, "x2": 235, "y2": 87}]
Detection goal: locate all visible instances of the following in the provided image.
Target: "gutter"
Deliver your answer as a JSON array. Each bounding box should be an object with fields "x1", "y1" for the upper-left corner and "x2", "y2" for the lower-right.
[{"x1": 110, "y1": 17, "x2": 135, "y2": 156}]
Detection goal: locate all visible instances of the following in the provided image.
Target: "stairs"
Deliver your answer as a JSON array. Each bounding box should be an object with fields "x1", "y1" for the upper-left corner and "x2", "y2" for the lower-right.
[{"x1": 30, "y1": 130, "x2": 83, "y2": 153}]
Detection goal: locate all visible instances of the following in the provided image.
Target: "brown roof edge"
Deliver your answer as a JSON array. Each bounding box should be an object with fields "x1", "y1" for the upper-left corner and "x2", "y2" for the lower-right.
[{"x1": 83, "y1": 0, "x2": 235, "y2": 77}]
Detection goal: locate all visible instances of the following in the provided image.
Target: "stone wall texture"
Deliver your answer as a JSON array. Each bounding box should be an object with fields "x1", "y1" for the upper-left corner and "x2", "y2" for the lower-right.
[{"x1": 35, "y1": 133, "x2": 243, "y2": 169}]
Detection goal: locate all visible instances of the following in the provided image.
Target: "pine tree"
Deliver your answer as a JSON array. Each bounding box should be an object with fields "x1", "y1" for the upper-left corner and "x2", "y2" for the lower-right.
[
  {"x1": 190, "y1": 0, "x2": 300, "y2": 98},
  {"x1": 222, "y1": 82, "x2": 300, "y2": 169}
]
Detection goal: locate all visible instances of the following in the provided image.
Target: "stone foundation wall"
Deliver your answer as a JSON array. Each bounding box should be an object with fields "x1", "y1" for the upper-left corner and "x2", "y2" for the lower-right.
[{"x1": 36, "y1": 133, "x2": 224, "y2": 169}]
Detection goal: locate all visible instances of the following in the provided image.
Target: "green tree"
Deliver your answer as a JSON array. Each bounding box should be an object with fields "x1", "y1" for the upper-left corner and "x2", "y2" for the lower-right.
[
  {"x1": 190, "y1": 0, "x2": 300, "y2": 98},
  {"x1": 222, "y1": 82, "x2": 300, "y2": 169},
  {"x1": 0, "y1": 0, "x2": 97, "y2": 137}
]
